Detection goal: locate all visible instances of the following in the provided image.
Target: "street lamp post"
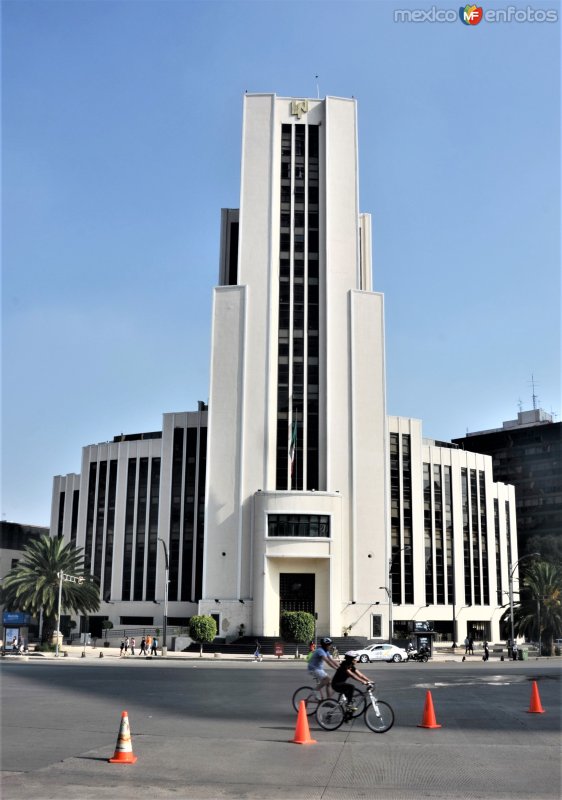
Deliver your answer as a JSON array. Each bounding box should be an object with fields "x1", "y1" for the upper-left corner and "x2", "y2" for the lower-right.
[
  {"x1": 380, "y1": 545, "x2": 411, "y2": 643},
  {"x1": 508, "y1": 553, "x2": 539, "y2": 656},
  {"x1": 55, "y1": 571, "x2": 84, "y2": 658},
  {"x1": 158, "y1": 538, "x2": 169, "y2": 657}
]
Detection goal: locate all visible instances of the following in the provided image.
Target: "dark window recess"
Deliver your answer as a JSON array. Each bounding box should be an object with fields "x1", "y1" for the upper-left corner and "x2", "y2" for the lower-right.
[
  {"x1": 85, "y1": 463, "x2": 97, "y2": 572},
  {"x1": 122, "y1": 459, "x2": 137, "y2": 601},
  {"x1": 93, "y1": 460, "x2": 107, "y2": 581},
  {"x1": 228, "y1": 221, "x2": 239, "y2": 285},
  {"x1": 57, "y1": 492, "x2": 65, "y2": 537},
  {"x1": 145, "y1": 458, "x2": 161, "y2": 601},
  {"x1": 103, "y1": 460, "x2": 118, "y2": 602},
  {"x1": 169, "y1": 428, "x2": 184, "y2": 600},
  {"x1": 119, "y1": 617, "x2": 154, "y2": 626},
  {"x1": 268, "y1": 514, "x2": 330, "y2": 538},
  {"x1": 70, "y1": 489, "x2": 80, "y2": 542}
]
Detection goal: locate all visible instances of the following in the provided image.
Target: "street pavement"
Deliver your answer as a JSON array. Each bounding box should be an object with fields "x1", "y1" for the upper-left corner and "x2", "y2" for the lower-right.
[{"x1": 1, "y1": 656, "x2": 560, "y2": 800}]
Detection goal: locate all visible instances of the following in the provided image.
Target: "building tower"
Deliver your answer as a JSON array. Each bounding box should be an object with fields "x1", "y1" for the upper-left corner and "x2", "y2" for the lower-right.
[{"x1": 200, "y1": 94, "x2": 388, "y2": 637}]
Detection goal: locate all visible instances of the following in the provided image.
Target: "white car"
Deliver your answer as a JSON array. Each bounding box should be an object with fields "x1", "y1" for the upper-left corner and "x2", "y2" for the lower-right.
[{"x1": 354, "y1": 643, "x2": 408, "y2": 663}]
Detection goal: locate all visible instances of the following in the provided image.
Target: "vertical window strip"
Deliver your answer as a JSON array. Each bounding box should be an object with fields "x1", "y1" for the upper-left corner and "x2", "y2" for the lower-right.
[
  {"x1": 461, "y1": 468, "x2": 471, "y2": 605},
  {"x1": 133, "y1": 458, "x2": 148, "y2": 601},
  {"x1": 470, "y1": 469, "x2": 481, "y2": 605},
  {"x1": 402, "y1": 435, "x2": 413, "y2": 604},
  {"x1": 479, "y1": 471, "x2": 489, "y2": 604},
  {"x1": 195, "y1": 427, "x2": 207, "y2": 600},
  {"x1": 103, "y1": 460, "x2": 117, "y2": 602},
  {"x1": 444, "y1": 466, "x2": 454, "y2": 606},
  {"x1": 70, "y1": 489, "x2": 80, "y2": 542},
  {"x1": 57, "y1": 492, "x2": 65, "y2": 537},
  {"x1": 494, "y1": 498, "x2": 502, "y2": 605},
  {"x1": 276, "y1": 124, "x2": 292, "y2": 489},
  {"x1": 181, "y1": 429, "x2": 197, "y2": 601},
  {"x1": 145, "y1": 458, "x2": 160, "y2": 601},
  {"x1": 434, "y1": 465, "x2": 444, "y2": 604},
  {"x1": 390, "y1": 433, "x2": 401, "y2": 602},
  {"x1": 423, "y1": 463, "x2": 433, "y2": 603},
  {"x1": 122, "y1": 459, "x2": 137, "y2": 600},
  {"x1": 93, "y1": 460, "x2": 107, "y2": 580},
  {"x1": 84, "y1": 463, "x2": 97, "y2": 572},
  {"x1": 169, "y1": 428, "x2": 184, "y2": 599},
  {"x1": 505, "y1": 500, "x2": 512, "y2": 574}
]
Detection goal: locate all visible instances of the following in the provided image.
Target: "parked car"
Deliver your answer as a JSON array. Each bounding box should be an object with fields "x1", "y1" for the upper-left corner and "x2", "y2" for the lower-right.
[{"x1": 354, "y1": 643, "x2": 409, "y2": 663}]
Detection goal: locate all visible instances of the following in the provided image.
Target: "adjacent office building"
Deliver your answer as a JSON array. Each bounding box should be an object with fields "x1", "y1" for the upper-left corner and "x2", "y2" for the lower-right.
[
  {"x1": 51, "y1": 94, "x2": 518, "y2": 643},
  {"x1": 453, "y1": 409, "x2": 561, "y2": 558}
]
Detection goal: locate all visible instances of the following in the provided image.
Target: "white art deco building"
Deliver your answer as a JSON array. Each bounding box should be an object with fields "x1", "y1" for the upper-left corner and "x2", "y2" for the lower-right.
[{"x1": 51, "y1": 94, "x2": 518, "y2": 644}]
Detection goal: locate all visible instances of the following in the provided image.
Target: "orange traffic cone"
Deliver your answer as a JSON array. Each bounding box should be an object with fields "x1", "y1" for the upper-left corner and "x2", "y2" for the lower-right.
[
  {"x1": 109, "y1": 711, "x2": 138, "y2": 763},
  {"x1": 418, "y1": 690, "x2": 442, "y2": 729},
  {"x1": 527, "y1": 681, "x2": 545, "y2": 714},
  {"x1": 291, "y1": 700, "x2": 317, "y2": 745}
]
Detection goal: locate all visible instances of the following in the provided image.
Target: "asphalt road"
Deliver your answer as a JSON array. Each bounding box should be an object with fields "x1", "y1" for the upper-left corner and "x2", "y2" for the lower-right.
[{"x1": 2, "y1": 658, "x2": 560, "y2": 799}]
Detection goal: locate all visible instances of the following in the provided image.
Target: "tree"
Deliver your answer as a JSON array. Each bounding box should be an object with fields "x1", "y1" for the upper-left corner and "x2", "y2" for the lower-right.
[
  {"x1": 0, "y1": 535, "x2": 100, "y2": 643},
  {"x1": 502, "y1": 560, "x2": 562, "y2": 655},
  {"x1": 189, "y1": 615, "x2": 217, "y2": 657},
  {"x1": 102, "y1": 620, "x2": 114, "y2": 643},
  {"x1": 280, "y1": 611, "x2": 315, "y2": 657}
]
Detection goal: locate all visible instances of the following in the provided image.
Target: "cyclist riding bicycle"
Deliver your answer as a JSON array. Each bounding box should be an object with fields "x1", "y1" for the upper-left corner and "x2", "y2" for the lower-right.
[
  {"x1": 307, "y1": 637, "x2": 339, "y2": 698},
  {"x1": 331, "y1": 650, "x2": 371, "y2": 712}
]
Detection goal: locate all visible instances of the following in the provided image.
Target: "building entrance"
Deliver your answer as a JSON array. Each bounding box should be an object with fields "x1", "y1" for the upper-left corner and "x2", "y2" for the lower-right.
[{"x1": 279, "y1": 573, "x2": 315, "y2": 618}]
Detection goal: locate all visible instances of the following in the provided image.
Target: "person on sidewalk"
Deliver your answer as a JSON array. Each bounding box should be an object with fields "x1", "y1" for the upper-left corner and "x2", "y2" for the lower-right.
[
  {"x1": 139, "y1": 637, "x2": 146, "y2": 656},
  {"x1": 253, "y1": 641, "x2": 263, "y2": 662},
  {"x1": 464, "y1": 637, "x2": 470, "y2": 655},
  {"x1": 483, "y1": 640, "x2": 489, "y2": 661},
  {"x1": 130, "y1": 637, "x2": 136, "y2": 656},
  {"x1": 151, "y1": 636, "x2": 158, "y2": 656}
]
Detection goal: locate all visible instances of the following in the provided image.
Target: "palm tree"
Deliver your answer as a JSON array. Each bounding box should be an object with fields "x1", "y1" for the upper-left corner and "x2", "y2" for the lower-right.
[
  {"x1": 0, "y1": 535, "x2": 99, "y2": 643},
  {"x1": 502, "y1": 561, "x2": 562, "y2": 655}
]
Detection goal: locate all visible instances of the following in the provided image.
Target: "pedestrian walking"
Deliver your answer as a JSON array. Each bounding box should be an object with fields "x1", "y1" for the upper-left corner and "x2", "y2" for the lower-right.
[
  {"x1": 464, "y1": 637, "x2": 469, "y2": 654},
  {"x1": 130, "y1": 637, "x2": 136, "y2": 656},
  {"x1": 253, "y1": 640, "x2": 263, "y2": 662},
  {"x1": 139, "y1": 637, "x2": 146, "y2": 656},
  {"x1": 468, "y1": 636, "x2": 474, "y2": 655},
  {"x1": 119, "y1": 639, "x2": 125, "y2": 657},
  {"x1": 146, "y1": 635, "x2": 152, "y2": 655},
  {"x1": 151, "y1": 636, "x2": 158, "y2": 656},
  {"x1": 483, "y1": 640, "x2": 489, "y2": 661},
  {"x1": 124, "y1": 636, "x2": 130, "y2": 654}
]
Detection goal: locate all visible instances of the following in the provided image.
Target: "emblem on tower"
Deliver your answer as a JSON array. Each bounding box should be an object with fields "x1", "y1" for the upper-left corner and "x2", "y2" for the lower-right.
[{"x1": 290, "y1": 100, "x2": 309, "y2": 119}]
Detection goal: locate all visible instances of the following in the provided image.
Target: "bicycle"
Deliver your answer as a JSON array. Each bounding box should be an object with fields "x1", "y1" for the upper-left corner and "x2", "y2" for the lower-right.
[
  {"x1": 292, "y1": 681, "x2": 367, "y2": 718},
  {"x1": 316, "y1": 683, "x2": 394, "y2": 733}
]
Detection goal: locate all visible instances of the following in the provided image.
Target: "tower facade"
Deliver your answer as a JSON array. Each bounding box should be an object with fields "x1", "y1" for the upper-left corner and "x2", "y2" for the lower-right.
[{"x1": 200, "y1": 95, "x2": 387, "y2": 636}]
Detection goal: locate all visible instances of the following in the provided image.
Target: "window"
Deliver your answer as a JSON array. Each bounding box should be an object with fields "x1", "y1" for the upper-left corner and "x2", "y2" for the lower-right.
[{"x1": 268, "y1": 514, "x2": 330, "y2": 538}]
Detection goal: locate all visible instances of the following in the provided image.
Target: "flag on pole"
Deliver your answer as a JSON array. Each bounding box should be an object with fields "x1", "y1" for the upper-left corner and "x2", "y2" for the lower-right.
[{"x1": 289, "y1": 418, "x2": 297, "y2": 475}]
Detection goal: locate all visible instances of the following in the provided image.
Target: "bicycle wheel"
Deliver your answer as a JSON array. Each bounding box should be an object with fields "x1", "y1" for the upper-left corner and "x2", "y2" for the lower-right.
[
  {"x1": 364, "y1": 699, "x2": 394, "y2": 733},
  {"x1": 316, "y1": 698, "x2": 345, "y2": 731},
  {"x1": 346, "y1": 687, "x2": 367, "y2": 718},
  {"x1": 292, "y1": 686, "x2": 319, "y2": 716}
]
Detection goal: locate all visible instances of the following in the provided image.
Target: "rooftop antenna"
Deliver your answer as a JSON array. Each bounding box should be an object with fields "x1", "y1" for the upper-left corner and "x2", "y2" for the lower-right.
[
  {"x1": 530, "y1": 374, "x2": 539, "y2": 410},
  {"x1": 315, "y1": 74, "x2": 320, "y2": 99},
  {"x1": 517, "y1": 398, "x2": 523, "y2": 413}
]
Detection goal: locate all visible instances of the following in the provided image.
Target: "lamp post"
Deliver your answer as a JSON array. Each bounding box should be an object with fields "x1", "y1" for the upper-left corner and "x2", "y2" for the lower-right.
[
  {"x1": 381, "y1": 545, "x2": 411, "y2": 642},
  {"x1": 508, "y1": 553, "x2": 539, "y2": 656},
  {"x1": 158, "y1": 538, "x2": 169, "y2": 657},
  {"x1": 55, "y1": 571, "x2": 84, "y2": 658}
]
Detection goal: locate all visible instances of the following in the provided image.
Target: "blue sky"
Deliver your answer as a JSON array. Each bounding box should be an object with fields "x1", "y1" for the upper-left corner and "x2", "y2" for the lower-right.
[{"x1": 2, "y1": 0, "x2": 560, "y2": 526}]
